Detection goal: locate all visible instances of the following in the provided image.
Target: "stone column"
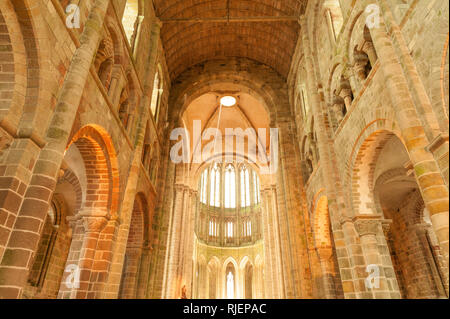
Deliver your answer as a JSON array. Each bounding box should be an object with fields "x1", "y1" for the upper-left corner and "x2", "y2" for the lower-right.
[
  {"x1": 261, "y1": 186, "x2": 284, "y2": 298},
  {"x1": 354, "y1": 216, "x2": 400, "y2": 299},
  {"x1": 164, "y1": 184, "x2": 187, "y2": 298},
  {"x1": 316, "y1": 247, "x2": 336, "y2": 299},
  {"x1": 276, "y1": 117, "x2": 313, "y2": 298},
  {"x1": 366, "y1": 1, "x2": 449, "y2": 259},
  {"x1": 77, "y1": 214, "x2": 108, "y2": 299},
  {"x1": 181, "y1": 189, "x2": 197, "y2": 299},
  {"x1": 60, "y1": 213, "x2": 108, "y2": 299},
  {"x1": 336, "y1": 77, "x2": 353, "y2": 111},
  {"x1": 260, "y1": 189, "x2": 275, "y2": 298},
  {"x1": 101, "y1": 19, "x2": 162, "y2": 299},
  {"x1": 0, "y1": 0, "x2": 111, "y2": 299}
]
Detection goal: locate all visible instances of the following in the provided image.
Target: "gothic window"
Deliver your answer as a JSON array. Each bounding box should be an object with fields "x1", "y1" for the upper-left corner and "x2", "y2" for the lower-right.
[
  {"x1": 243, "y1": 219, "x2": 252, "y2": 237},
  {"x1": 209, "y1": 219, "x2": 218, "y2": 237},
  {"x1": 224, "y1": 164, "x2": 236, "y2": 208},
  {"x1": 122, "y1": 1, "x2": 140, "y2": 47},
  {"x1": 253, "y1": 170, "x2": 260, "y2": 204},
  {"x1": 240, "y1": 166, "x2": 251, "y2": 207},
  {"x1": 142, "y1": 124, "x2": 151, "y2": 170},
  {"x1": 210, "y1": 163, "x2": 221, "y2": 207},
  {"x1": 150, "y1": 70, "x2": 163, "y2": 123},
  {"x1": 226, "y1": 221, "x2": 234, "y2": 238},
  {"x1": 196, "y1": 163, "x2": 262, "y2": 246},
  {"x1": 200, "y1": 169, "x2": 208, "y2": 204},
  {"x1": 324, "y1": 1, "x2": 344, "y2": 43}
]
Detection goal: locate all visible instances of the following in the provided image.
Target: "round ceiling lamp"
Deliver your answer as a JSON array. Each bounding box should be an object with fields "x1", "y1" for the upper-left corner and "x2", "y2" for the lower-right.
[{"x1": 220, "y1": 96, "x2": 237, "y2": 107}]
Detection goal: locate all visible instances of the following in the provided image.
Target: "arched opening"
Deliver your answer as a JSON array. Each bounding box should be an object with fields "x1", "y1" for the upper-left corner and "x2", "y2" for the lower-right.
[
  {"x1": 26, "y1": 203, "x2": 59, "y2": 295},
  {"x1": 57, "y1": 125, "x2": 119, "y2": 299},
  {"x1": 118, "y1": 75, "x2": 138, "y2": 137},
  {"x1": 94, "y1": 34, "x2": 115, "y2": 90},
  {"x1": 163, "y1": 64, "x2": 287, "y2": 299},
  {"x1": 24, "y1": 159, "x2": 83, "y2": 298},
  {"x1": 372, "y1": 135, "x2": 448, "y2": 298}
]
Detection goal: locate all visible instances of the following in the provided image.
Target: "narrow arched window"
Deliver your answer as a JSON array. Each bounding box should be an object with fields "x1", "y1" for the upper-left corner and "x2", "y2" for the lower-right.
[
  {"x1": 226, "y1": 221, "x2": 234, "y2": 238},
  {"x1": 224, "y1": 165, "x2": 236, "y2": 208},
  {"x1": 210, "y1": 163, "x2": 220, "y2": 207},
  {"x1": 240, "y1": 167, "x2": 251, "y2": 207},
  {"x1": 253, "y1": 170, "x2": 260, "y2": 204},
  {"x1": 122, "y1": 1, "x2": 140, "y2": 47},
  {"x1": 150, "y1": 70, "x2": 163, "y2": 123},
  {"x1": 324, "y1": 1, "x2": 344, "y2": 43},
  {"x1": 200, "y1": 169, "x2": 208, "y2": 204}
]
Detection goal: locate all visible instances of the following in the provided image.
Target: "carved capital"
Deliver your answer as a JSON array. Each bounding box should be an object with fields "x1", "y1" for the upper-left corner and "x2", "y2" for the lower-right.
[
  {"x1": 353, "y1": 215, "x2": 383, "y2": 236},
  {"x1": 82, "y1": 216, "x2": 108, "y2": 233}
]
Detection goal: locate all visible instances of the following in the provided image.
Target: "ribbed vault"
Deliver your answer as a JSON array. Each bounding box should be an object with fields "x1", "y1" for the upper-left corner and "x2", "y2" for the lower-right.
[{"x1": 154, "y1": 0, "x2": 307, "y2": 80}]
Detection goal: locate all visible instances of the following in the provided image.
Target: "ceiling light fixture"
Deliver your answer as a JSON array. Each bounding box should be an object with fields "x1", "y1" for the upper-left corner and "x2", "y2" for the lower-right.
[{"x1": 220, "y1": 96, "x2": 236, "y2": 107}]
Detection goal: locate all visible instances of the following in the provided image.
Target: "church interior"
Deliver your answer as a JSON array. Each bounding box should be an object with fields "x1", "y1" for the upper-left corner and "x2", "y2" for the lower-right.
[{"x1": 0, "y1": 0, "x2": 448, "y2": 299}]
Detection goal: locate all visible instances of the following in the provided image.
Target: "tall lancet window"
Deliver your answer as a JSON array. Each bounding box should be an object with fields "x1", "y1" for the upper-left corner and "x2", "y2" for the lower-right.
[
  {"x1": 224, "y1": 165, "x2": 236, "y2": 208},
  {"x1": 240, "y1": 167, "x2": 251, "y2": 207},
  {"x1": 226, "y1": 221, "x2": 234, "y2": 238},
  {"x1": 200, "y1": 169, "x2": 208, "y2": 204},
  {"x1": 210, "y1": 163, "x2": 221, "y2": 207}
]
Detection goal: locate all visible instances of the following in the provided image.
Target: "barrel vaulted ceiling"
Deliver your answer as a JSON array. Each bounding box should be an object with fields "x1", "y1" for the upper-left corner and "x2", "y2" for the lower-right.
[{"x1": 153, "y1": 0, "x2": 308, "y2": 80}]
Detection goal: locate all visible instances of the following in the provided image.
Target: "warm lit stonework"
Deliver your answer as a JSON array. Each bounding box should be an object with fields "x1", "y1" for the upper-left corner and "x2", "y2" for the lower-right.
[{"x1": 0, "y1": 0, "x2": 448, "y2": 299}]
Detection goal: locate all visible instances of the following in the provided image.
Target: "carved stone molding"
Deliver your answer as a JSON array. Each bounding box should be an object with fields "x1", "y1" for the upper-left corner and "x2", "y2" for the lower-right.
[
  {"x1": 353, "y1": 215, "x2": 383, "y2": 236},
  {"x1": 82, "y1": 216, "x2": 109, "y2": 233}
]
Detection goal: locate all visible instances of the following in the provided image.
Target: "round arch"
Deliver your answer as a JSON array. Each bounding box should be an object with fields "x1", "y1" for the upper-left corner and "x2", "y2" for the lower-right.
[
  {"x1": 312, "y1": 195, "x2": 332, "y2": 249},
  {"x1": 0, "y1": 0, "x2": 52, "y2": 140},
  {"x1": 67, "y1": 125, "x2": 120, "y2": 218},
  {"x1": 169, "y1": 58, "x2": 292, "y2": 121},
  {"x1": 346, "y1": 120, "x2": 405, "y2": 216}
]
